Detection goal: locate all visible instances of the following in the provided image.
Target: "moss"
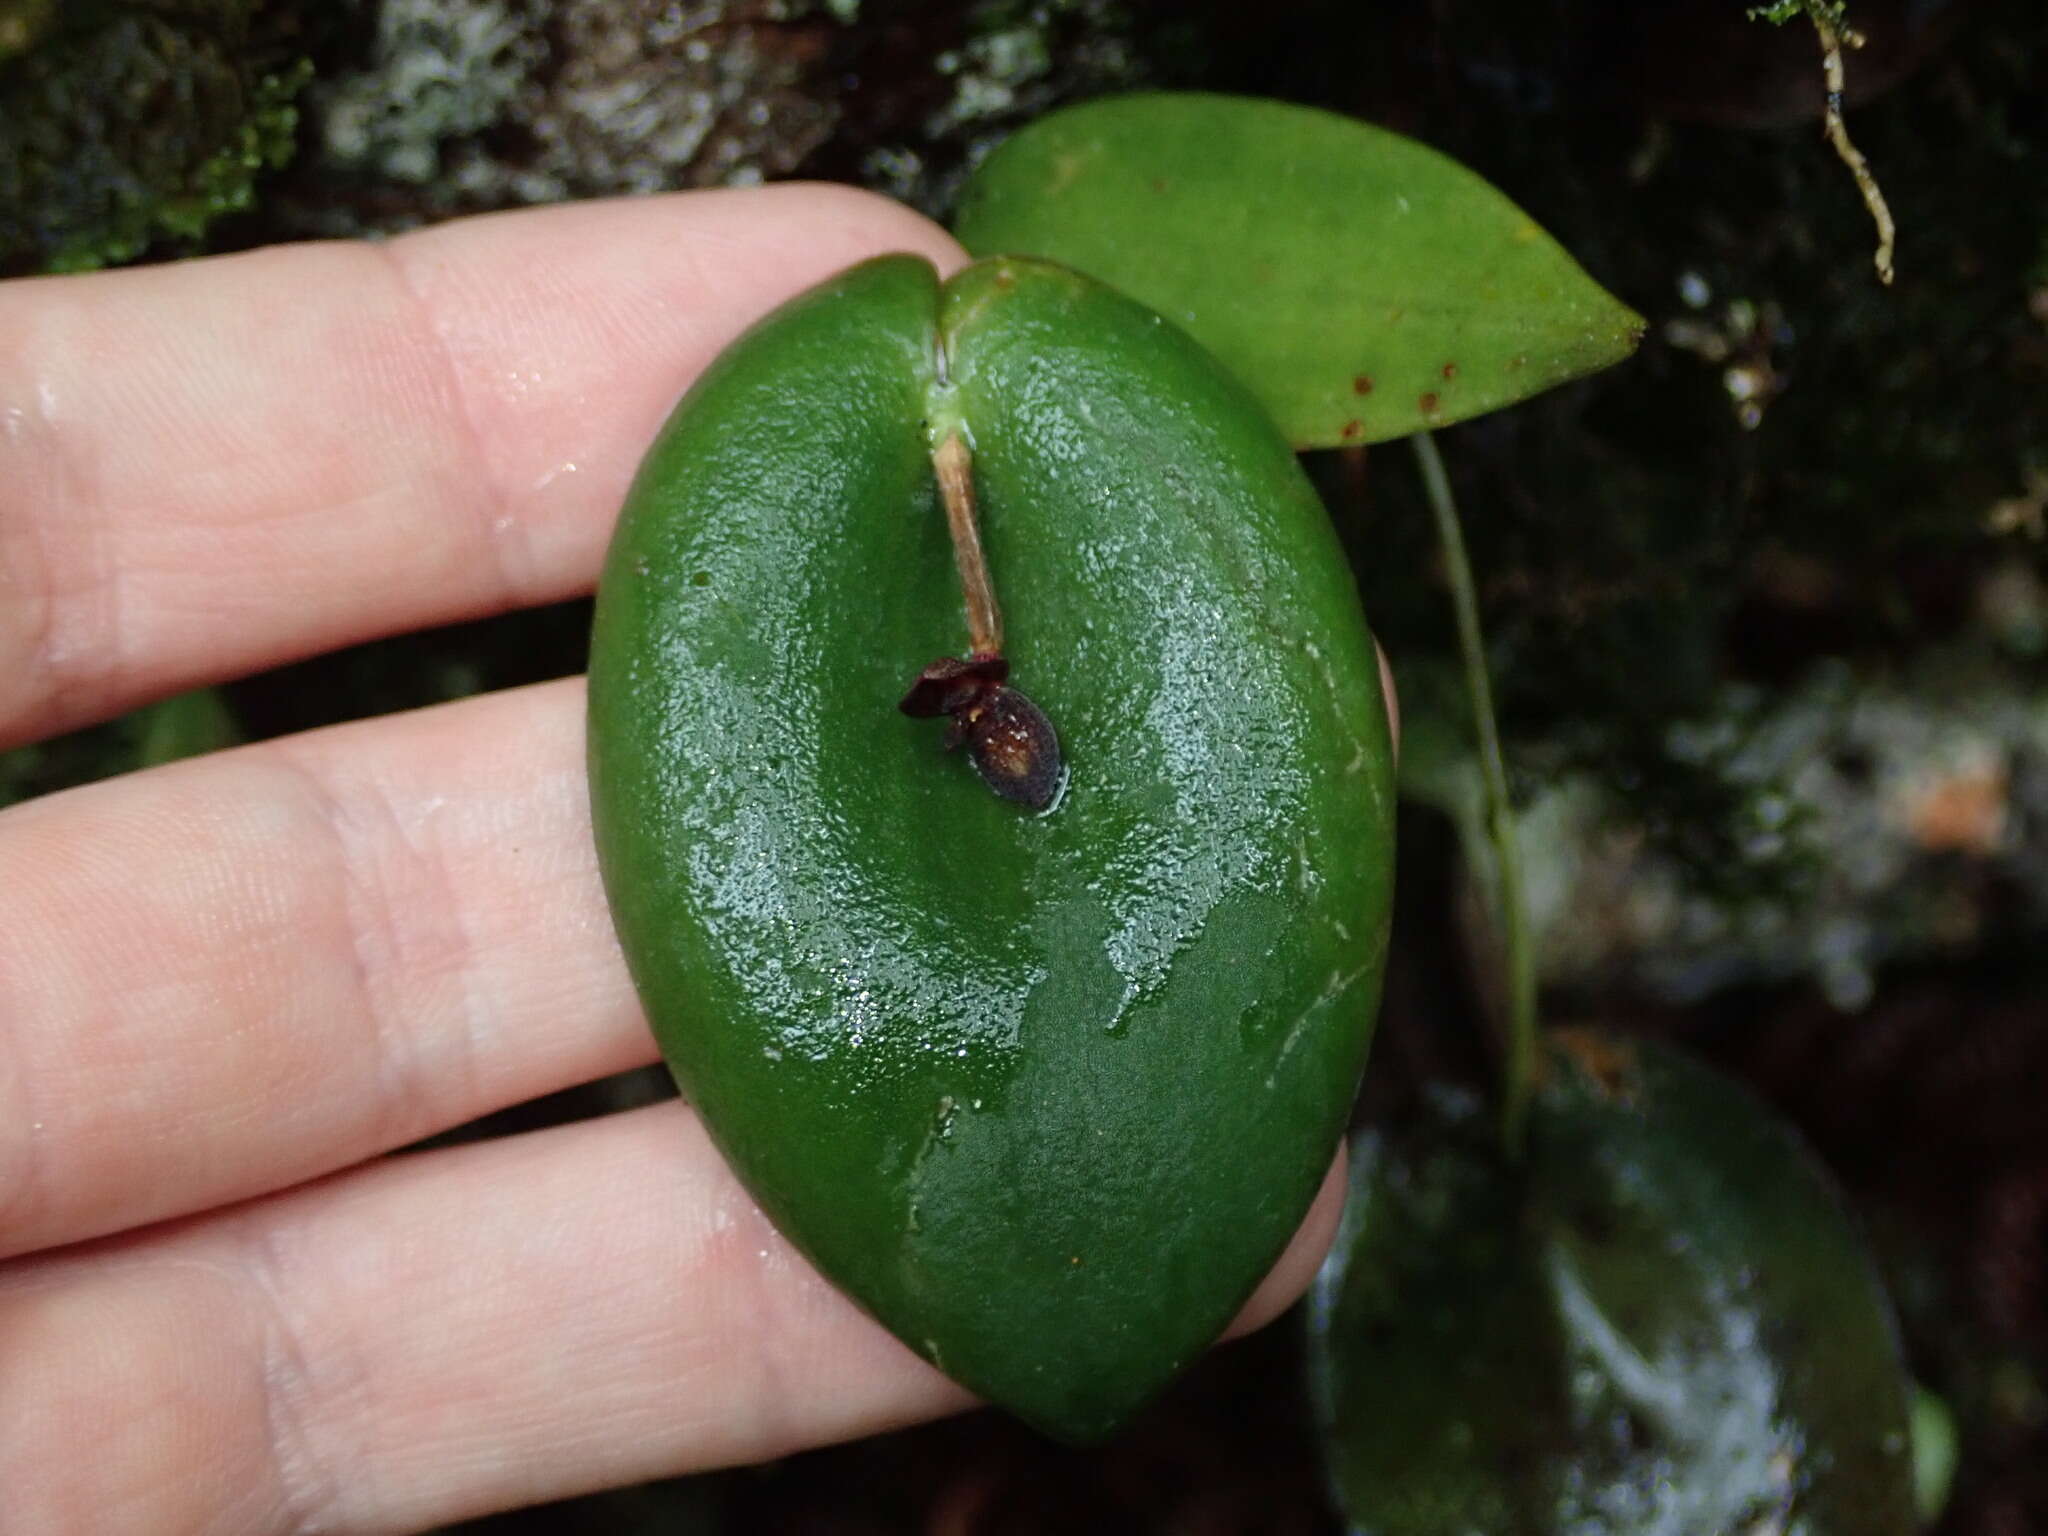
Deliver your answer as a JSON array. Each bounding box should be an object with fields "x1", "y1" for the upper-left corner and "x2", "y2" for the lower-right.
[
  {"x1": 1511, "y1": 611, "x2": 2048, "y2": 1009},
  {"x1": 1746, "y1": 0, "x2": 1850, "y2": 26},
  {"x1": 0, "y1": 0, "x2": 58, "y2": 63},
  {"x1": 0, "y1": 3, "x2": 311, "y2": 275}
]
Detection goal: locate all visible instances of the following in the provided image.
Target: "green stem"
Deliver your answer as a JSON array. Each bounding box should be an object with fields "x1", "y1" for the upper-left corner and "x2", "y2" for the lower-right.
[{"x1": 1410, "y1": 431, "x2": 1539, "y2": 1154}]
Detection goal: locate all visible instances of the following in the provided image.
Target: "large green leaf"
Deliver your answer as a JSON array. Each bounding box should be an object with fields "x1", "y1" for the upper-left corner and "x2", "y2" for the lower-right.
[
  {"x1": 954, "y1": 92, "x2": 1644, "y2": 447},
  {"x1": 588, "y1": 254, "x2": 1396, "y2": 1441},
  {"x1": 1308, "y1": 1031, "x2": 1916, "y2": 1534}
]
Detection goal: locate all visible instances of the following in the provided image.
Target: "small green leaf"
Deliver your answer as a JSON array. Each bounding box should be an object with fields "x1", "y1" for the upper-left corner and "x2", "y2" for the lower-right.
[
  {"x1": 1308, "y1": 1031, "x2": 1917, "y2": 1534},
  {"x1": 954, "y1": 92, "x2": 1644, "y2": 447}
]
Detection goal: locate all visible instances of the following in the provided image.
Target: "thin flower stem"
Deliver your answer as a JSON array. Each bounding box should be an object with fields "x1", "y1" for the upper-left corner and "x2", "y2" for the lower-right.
[
  {"x1": 1411, "y1": 431, "x2": 1539, "y2": 1154},
  {"x1": 934, "y1": 433, "x2": 1003, "y2": 657}
]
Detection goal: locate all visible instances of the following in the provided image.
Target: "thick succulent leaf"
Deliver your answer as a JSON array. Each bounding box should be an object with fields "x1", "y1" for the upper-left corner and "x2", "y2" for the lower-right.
[
  {"x1": 1308, "y1": 1031, "x2": 1916, "y2": 1534},
  {"x1": 588, "y1": 255, "x2": 1396, "y2": 1440},
  {"x1": 954, "y1": 92, "x2": 1644, "y2": 447}
]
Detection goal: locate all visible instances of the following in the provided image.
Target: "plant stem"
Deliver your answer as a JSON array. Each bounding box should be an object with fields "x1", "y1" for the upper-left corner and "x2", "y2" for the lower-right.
[
  {"x1": 1410, "y1": 431, "x2": 1538, "y2": 1154},
  {"x1": 934, "y1": 433, "x2": 1003, "y2": 657},
  {"x1": 1812, "y1": 13, "x2": 1895, "y2": 285}
]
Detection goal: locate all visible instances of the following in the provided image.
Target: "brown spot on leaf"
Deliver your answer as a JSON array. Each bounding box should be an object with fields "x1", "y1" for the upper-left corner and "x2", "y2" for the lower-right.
[
  {"x1": 1151, "y1": 177, "x2": 1169, "y2": 193},
  {"x1": 1340, "y1": 419, "x2": 1363, "y2": 440},
  {"x1": 1441, "y1": 362, "x2": 1458, "y2": 380},
  {"x1": 1352, "y1": 374, "x2": 1374, "y2": 395},
  {"x1": 1418, "y1": 391, "x2": 1440, "y2": 415}
]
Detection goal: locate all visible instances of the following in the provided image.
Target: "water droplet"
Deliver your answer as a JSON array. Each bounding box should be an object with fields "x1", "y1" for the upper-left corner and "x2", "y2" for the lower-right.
[{"x1": 1033, "y1": 762, "x2": 1073, "y2": 816}]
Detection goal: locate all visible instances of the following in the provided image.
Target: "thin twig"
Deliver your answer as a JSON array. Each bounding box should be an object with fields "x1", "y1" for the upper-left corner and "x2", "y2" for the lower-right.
[{"x1": 1814, "y1": 14, "x2": 1896, "y2": 285}]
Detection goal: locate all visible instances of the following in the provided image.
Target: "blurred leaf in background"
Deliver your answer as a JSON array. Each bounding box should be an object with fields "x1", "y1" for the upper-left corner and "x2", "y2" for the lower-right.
[
  {"x1": 0, "y1": 0, "x2": 318, "y2": 275},
  {"x1": 1, "y1": 686, "x2": 238, "y2": 810},
  {"x1": 1310, "y1": 1034, "x2": 1918, "y2": 1536}
]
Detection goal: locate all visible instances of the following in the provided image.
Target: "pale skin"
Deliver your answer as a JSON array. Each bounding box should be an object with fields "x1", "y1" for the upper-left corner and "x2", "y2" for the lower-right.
[{"x1": 0, "y1": 185, "x2": 1394, "y2": 1535}]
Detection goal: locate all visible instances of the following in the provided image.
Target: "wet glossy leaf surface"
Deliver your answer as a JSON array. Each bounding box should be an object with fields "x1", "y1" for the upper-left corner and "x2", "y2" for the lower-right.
[
  {"x1": 588, "y1": 255, "x2": 1396, "y2": 1440},
  {"x1": 954, "y1": 92, "x2": 1644, "y2": 448},
  {"x1": 1308, "y1": 1031, "x2": 1916, "y2": 1534}
]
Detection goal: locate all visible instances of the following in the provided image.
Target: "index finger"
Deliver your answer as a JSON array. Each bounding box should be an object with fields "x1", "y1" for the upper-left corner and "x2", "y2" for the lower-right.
[{"x1": 0, "y1": 186, "x2": 966, "y2": 749}]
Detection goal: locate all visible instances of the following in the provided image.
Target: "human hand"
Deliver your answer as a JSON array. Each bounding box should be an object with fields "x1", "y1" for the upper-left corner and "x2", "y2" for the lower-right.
[{"x1": 0, "y1": 186, "x2": 1354, "y2": 1534}]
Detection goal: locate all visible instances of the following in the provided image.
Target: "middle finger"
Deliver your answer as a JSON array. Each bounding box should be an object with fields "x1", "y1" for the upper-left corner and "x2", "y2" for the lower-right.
[{"x1": 0, "y1": 675, "x2": 649, "y2": 1260}]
